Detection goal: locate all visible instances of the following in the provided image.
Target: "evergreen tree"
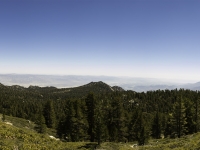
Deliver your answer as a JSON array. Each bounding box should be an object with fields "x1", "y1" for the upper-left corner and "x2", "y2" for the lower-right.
[
  {"x1": 85, "y1": 93, "x2": 95, "y2": 142},
  {"x1": 107, "y1": 106, "x2": 117, "y2": 141},
  {"x1": 137, "y1": 111, "x2": 148, "y2": 145},
  {"x1": 171, "y1": 96, "x2": 187, "y2": 138},
  {"x1": 94, "y1": 109, "x2": 104, "y2": 145},
  {"x1": 57, "y1": 119, "x2": 65, "y2": 139},
  {"x1": 128, "y1": 109, "x2": 139, "y2": 142},
  {"x1": 138, "y1": 126, "x2": 146, "y2": 145},
  {"x1": 184, "y1": 98, "x2": 195, "y2": 134},
  {"x1": 43, "y1": 100, "x2": 56, "y2": 128},
  {"x1": 61, "y1": 101, "x2": 87, "y2": 142},
  {"x1": 129, "y1": 108, "x2": 148, "y2": 145},
  {"x1": 194, "y1": 95, "x2": 200, "y2": 132},
  {"x1": 113, "y1": 97, "x2": 127, "y2": 142},
  {"x1": 151, "y1": 111, "x2": 162, "y2": 139},
  {"x1": 107, "y1": 96, "x2": 127, "y2": 142},
  {"x1": 68, "y1": 102, "x2": 77, "y2": 141},
  {"x1": 164, "y1": 115, "x2": 172, "y2": 138},
  {"x1": 38, "y1": 112, "x2": 47, "y2": 133},
  {"x1": 73, "y1": 100, "x2": 88, "y2": 141},
  {"x1": 94, "y1": 99, "x2": 108, "y2": 145}
]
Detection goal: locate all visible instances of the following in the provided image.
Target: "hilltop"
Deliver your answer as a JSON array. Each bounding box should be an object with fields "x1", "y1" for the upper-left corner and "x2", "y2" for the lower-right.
[{"x1": 66, "y1": 81, "x2": 125, "y2": 93}]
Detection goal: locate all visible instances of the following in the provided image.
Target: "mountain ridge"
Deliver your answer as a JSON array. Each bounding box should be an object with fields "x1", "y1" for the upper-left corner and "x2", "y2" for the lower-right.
[{"x1": 0, "y1": 81, "x2": 125, "y2": 98}]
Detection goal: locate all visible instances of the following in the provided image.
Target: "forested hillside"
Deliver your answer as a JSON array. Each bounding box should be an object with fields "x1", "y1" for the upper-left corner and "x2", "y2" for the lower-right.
[{"x1": 0, "y1": 81, "x2": 200, "y2": 146}]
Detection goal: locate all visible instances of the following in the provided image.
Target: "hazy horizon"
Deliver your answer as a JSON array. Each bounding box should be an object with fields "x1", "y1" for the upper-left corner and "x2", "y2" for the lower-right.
[
  {"x1": 1, "y1": 74, "x2": 200, "y2": 93},
  {"x1": 0, "y1": 73, "x2": 199, "y2": 84}
]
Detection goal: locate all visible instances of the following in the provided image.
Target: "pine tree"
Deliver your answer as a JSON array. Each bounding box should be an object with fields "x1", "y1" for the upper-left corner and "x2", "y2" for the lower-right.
[
  {"x1": 85, "y1": 93, "x2": 95, "y2": 142},
  {"x1": 137, "y1": 111, "x2": 148, "y2": 145},
  {"x1": 184, "y1": 98, "x2": 195, "y2": 134},
  {"x1": 57, "y1": 100, "x2": 86, "y2": 142},
  {"x1": 171, "y1": 96, "x2": 187, "y2": 138},
  {"x1": 138, "y1": 126, "x2": 146, "y2": 145},
  {"x1": 94, "y1": 110, "x2": 103, "y2": 145},
  {"x1": 43, "y1": 100, "x2": 56, "y2": 128},
  {"x1": 74, "y1": 100, "x2": 88, "y2": 141},
  {"x1": 151, "y1": 111, "x2": 162, "y2": 139},
  {"x1": 128, "y1": 108, "x2": 140, "y2": 142},
  {"x1": 164, "y1": 115, "x2": 172, "y2": 138},
  {"x1": 194, "y1": 95, "x2": 200, "y2": 132},
  {"x1": 57, "y1": 119, "x2": 65, "y2": 139},
  {"x1": 94, "y1": 99, "x2": 108, "y2": 145},
  {"x1": 129, "y1": 108, "x2": 148, "y2": 145},
  {"x1": 38, "y1": 112, "x2": 47, "y2": 133},
  {"x1": 114, "y1": 97, "x2": 127, "y2": 142},
  {"x1": 68, "y1": 102, "x2": 77, "y2": 141},
  {"x1": 107, "y1": 106, "x2": 117, "y2": 142},
  {"x1": 107, "y1": 96, "x2": 127, "y2": 142}
]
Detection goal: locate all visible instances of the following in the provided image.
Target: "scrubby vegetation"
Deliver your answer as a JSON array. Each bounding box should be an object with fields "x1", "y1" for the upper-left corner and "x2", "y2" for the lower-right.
[{"x1": 0, "y1": 116, "x2": 97, "y2": 150}]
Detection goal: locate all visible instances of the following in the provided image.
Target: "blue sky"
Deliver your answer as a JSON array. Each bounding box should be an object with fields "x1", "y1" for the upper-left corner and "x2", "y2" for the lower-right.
[{"x1": 0, "y1": 0, "x2": 200, "y2": 81}]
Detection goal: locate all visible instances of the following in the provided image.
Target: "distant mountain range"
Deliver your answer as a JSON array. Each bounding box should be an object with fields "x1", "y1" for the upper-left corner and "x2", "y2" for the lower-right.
[{"x1": 0, "y1": 74, "x2": 199, "y2": 92}]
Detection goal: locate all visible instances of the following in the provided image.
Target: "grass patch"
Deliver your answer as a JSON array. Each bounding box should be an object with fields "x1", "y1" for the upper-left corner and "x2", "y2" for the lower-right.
[{"x1": 0, "y1": 120, "x2": 96, "y2": 150}]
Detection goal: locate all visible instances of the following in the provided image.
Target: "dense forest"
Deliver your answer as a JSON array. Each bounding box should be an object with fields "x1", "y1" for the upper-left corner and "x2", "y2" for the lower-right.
[{"x1": 0, "y1": 81, "x2": 200, "y2": 145}]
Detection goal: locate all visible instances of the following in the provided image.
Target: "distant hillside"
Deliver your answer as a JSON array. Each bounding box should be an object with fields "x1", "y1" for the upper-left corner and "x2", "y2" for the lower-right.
[
  {"x1": 111, "y1": 86, "x2": 125, "y2": 91},
  {"x1": 133, "y1": 85, "x2": 177, "y2": 92},
  {"x1": 2, "y1": 74, "x2": 198, "y2": 92},
  {"x1": 133, "y1": 82, "x2": 200, "y2": 92},
  {"x1": 183, "y1": 82, "x2": 200, "y2": 91},
  {"x1": 0, "y1": 81, "x2": 125, "y2": 100}
]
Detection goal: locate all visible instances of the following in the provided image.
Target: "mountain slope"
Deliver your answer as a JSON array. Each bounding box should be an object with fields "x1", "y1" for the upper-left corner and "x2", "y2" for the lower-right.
[
  {"x1": 0, "y1": 115, "x2": 97, "y2": 150},
  {"x1": 2, "y1": 114, "x2": 200, "y2": 150}
]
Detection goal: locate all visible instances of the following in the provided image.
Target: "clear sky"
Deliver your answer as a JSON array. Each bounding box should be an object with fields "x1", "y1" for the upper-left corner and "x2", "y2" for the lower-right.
[{"x1": 0, "y1": 0, "x2": 200, "y2": 81}]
